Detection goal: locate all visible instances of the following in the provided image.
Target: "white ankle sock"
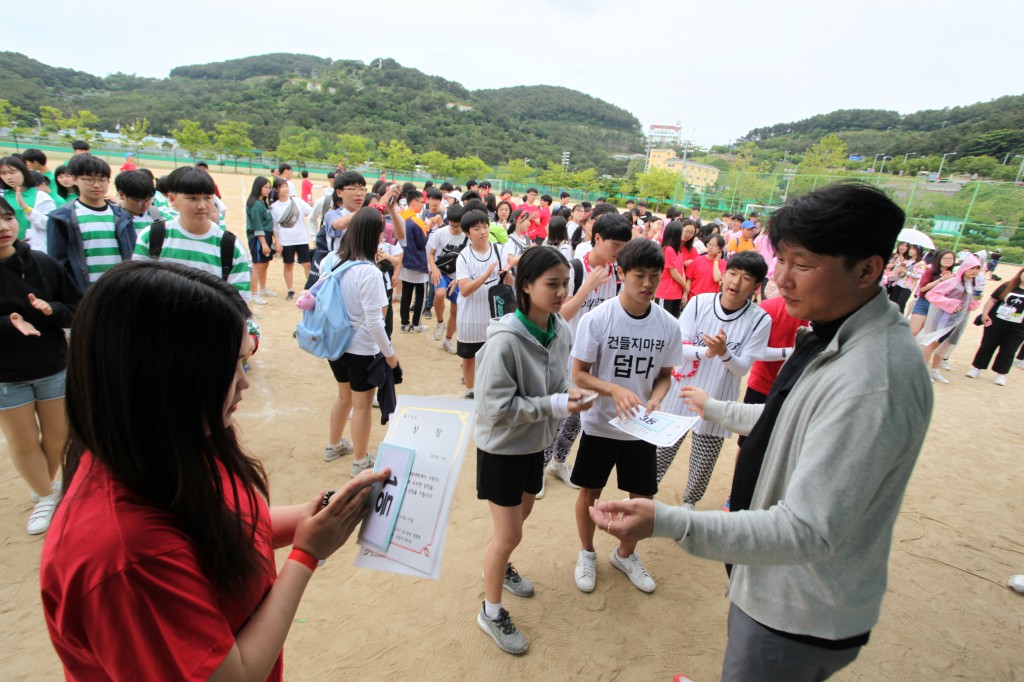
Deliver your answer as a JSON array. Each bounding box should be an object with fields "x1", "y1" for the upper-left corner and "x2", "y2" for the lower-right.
[
  {"x1": 484, "y1": 600, "x2": 503, "y2": 619},
  {"x1": 580, "y1": 549, "x2": 596, "y2": 560}
]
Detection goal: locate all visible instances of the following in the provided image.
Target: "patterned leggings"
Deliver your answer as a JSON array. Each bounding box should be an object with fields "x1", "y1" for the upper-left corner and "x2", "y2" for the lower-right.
[
  {"x1": 543, "y1": 414, "x2": 581, "y2": 465},
  {"x1": 656, "y1": 433, "x2": 725, "y2": 505}
]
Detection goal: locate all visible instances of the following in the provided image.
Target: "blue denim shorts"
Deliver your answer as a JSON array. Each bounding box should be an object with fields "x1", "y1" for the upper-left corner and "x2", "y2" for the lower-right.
[
  {"x1": 0, "y1": 369, "x2": 66, "y2": 410},
  {"x1": 911, "y1": 296, "x2": 931, "y2": 316}
]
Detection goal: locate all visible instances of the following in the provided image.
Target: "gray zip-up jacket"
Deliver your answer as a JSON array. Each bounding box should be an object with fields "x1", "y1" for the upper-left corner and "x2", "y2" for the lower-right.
[
  {"x1": 653, "y1": 288, "x2": 933, "y2": 639},
  {"x1": 474, "y1": 313, "x2": 572, "y2": 454}
]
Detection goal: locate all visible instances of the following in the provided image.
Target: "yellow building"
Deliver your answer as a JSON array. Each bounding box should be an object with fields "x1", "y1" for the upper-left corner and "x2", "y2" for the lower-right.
[{"x1": 647, "y1": 149, "x2": 720, "y2": 190}]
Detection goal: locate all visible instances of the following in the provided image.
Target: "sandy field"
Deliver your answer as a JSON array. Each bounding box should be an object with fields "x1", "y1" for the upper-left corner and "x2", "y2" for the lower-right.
[{"x1": 1, "y1": 166, "x2": 1022, "y2": 681}]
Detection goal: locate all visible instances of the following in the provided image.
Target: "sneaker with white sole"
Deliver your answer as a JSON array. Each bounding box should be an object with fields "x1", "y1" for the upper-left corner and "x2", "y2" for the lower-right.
[
  {"x1": 412, "y1": 324, "x2": 428, "y2": 333},
  {"x1": 477, "y1": 603, "x2": 528, "y2": 655},
  {"x1": 442, "y1": 338, "x2": 457, "y2": 355},
  {"x1": 994, "y1": 374, "x2": 1007, "y2": 386},
  {"x1": 930, "y1": 368, "x2": 949, "y2": 384},
  {"x1": 503, "y1": 562, "x2": 534, "y2": 597},
  {"x1": 609, "y1": 549, "x2": 656, "y2": 593},
  {"x1": 350, "y1": 454, "x2": 376, "y2": 477},
  {"x1": 27, "y1": 493, "x2": 59, "y2": 535},
  {"x1": 574, "y1": 550, "x2": 596, "y2": 593},
  {"x1": 31, "y1": 480, "x2": 61, "y2": 503},
  {"x1": 547, "y1": 461, "x2": 580, "y2": 489},
  {"x1": 965, "y1": 367, "x2": 980, "y2": 378},
  {"x1": 323, "y1": 438, "x2": 354, "y2": 462},
  {"x1": 433, "y1": 322, "x2": 445, "y2": 341},
  {"x1": 252, "y1": 295, "x2": 268, "y2": 305},
  {"x1": 535, "y1": 475, "x2": 546, "y2": 499},
  {"x1": 940, "y1": 360, "x2": 952, "y2": 371},
  {"x1": 423, "y1": 308, "x2": 433, "y2": 320},
  {"x1": 285, "y1": 290, "x2": 295, "y2": 301},
  {"x1": 1015, "y1": 359, "x2": 1024, "y2": 370},
  {"x1": 260, "y1": 289, "x2": 278, "y2": 297}
]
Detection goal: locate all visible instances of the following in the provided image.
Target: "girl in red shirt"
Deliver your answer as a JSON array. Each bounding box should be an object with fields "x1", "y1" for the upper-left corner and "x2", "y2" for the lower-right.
[{"x1": 685, "y1": 234, "x2": 727, "y2": 297}]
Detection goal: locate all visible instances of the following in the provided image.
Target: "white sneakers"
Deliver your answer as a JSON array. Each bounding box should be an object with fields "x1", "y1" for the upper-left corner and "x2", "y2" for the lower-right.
[
  {"x1": 350, "y1": 454, "x2": 376, "y2": 477},
  {"x1": 433, "y1": 322, "x2": 445, "y2": 341},
  {"x1": 574, "y1": 548, "x2": 656, "y2": 594},
  {"x1": 965, "y1": 367, "x2": 980, "y2": 378},
  {"x1": 965, "y1": 367, "x2": 1007, "y2": 385},
  {"x1": 930, "y1": 369, "x2": 950, "y2": 384},
  {"x1": 28, "y1": 493, "x2": 59, "y2": 535},
  {"x1": 546, "y1": 461, "x2": 580, "y2": 489},
  {"x1": 609, "y1": 549, "x2": 656, "y2": 593},
  {"x1": 442, "y1": 338, "x2": 457, "y2": 355},
  {"x1": 940, "y1": 360, "x2": 952, "y2": 371},
  {"x1": 994, "y1": 374, "x2": 1007, "y2": 386},
  {"x1": 323, "y1": 438, "x2": 354, "y2": 462},
  {"x1": 252, "y1": 294, "x2": 268, "y2": 305},
  {"x1": 574, "y1": 550, "x2": 596, "y2": 592}
]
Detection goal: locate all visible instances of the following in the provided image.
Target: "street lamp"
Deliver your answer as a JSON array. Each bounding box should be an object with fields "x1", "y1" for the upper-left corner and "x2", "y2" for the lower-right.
[
  {"x1": 878, "y1": 155, "x2": 893, "y2": 175},
  {"x1": 871, "y1": 153, "x2": 886, "y2": 172},
  {"x1": 902, "y1": 152, "x2": 918, "y2": 167},
  {"x1": 1015, "y1": 155, "x2": 1024, "y2": 185},
  {"x1": 936, "y1": 152, "x2": 956, "y2": 182}
]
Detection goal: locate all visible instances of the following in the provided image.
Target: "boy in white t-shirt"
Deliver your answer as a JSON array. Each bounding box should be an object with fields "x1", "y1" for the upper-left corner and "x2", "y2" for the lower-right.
[
  {"x1": 569, "y1": 238, "x2": 683, "y2": 595},
  {"x1": 455, "y1": 209, "x2": 507, "y2": 399},
  {"x1": 270, "y1": 178, "x2": 313, "y2": 300},
  {"x1": 427, "y1": 204, "x2": 467, "y2": 354}
]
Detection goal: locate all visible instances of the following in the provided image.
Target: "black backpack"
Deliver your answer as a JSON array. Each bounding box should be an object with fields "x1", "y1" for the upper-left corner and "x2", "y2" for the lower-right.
[{"x1": 147, "y1": 219, "x2": 237, "y2": 280}]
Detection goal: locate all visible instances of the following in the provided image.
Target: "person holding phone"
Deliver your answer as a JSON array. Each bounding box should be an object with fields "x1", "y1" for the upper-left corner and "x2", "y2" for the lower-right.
[{"x1": 40, "y1": 260, "x2": 390, "y2": 680}]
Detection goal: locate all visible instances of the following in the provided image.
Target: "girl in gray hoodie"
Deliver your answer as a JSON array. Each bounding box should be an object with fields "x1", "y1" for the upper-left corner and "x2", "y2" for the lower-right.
[{"x1": 472, "y1": 246, "x2": 595, "y2": 655}]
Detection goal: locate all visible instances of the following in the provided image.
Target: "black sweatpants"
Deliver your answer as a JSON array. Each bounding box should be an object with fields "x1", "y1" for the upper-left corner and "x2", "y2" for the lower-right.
[
  {"x1": 972, "y1": 320, "x2": 1024, "y2": 375},
  {"x1": 400, "y1": 281, "x2": 425, "y2": 327}
]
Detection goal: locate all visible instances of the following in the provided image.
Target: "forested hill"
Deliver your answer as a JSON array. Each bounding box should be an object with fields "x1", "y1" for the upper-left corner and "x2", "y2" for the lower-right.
[
  {"x1": 0, "y1": 51, "x2": 643, "y2": 174},
  {"x1": 738, "y1": 96, "x2": 1024, "y2": 158}
]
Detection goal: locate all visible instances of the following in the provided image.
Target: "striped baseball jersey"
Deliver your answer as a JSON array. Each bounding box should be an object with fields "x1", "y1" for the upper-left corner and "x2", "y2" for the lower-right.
[{"x1": 455, "y1": 243, "x2": 504, "y2": 343}]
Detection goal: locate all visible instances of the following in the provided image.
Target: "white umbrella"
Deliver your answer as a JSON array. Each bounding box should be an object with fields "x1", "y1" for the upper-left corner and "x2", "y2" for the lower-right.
[{"x1": 896, "y1": 228, "x2": 935, "y2": 251}]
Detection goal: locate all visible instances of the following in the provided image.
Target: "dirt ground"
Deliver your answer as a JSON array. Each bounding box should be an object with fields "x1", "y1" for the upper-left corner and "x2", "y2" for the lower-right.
[{"x1": 0, "y1": 166, "x2": 1021, "y2": 681}]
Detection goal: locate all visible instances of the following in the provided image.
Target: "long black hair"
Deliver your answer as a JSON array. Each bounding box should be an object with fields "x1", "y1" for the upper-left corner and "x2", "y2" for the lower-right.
[
  {"x1": 246, "y1": 176, "x2": 270, "y2": 209},
  {"x1": 546, "y1": 216, "x2": 569, "y2": 246},
  {"x1": 60, "y1": 261, "x2": 270, "y2": 600},
  {"x1": 338, "y1": 206, "x2": 384, "y2": 261},
  {"x1": 662, "y1": 221, "x2": 684, "y2": 254},
  {"x1": 53, "y1": 165, "x2": 76, "y2": 200},
  {"x1": 0, "y1": 156, "x2": 38, "y2": 190}
]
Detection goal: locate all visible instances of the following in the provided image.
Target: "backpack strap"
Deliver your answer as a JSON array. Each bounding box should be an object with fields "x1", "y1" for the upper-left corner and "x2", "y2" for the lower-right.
[
  {"x1": 220, "y1": 231, "x2": 237, "y2": 280},
  {"x1": 148, "y1": 219, "x2": 166, "y2": 258}
]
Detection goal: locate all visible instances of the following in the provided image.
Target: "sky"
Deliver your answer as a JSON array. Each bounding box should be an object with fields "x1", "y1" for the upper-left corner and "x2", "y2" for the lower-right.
[{"x1": 8, "y1": 0, "x2": 1021, "y2": 148}]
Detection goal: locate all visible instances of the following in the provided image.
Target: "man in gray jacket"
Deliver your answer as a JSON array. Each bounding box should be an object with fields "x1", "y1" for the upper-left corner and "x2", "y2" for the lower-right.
[{"x1": 591, "y1": 183, "x2": 933, "y2": 681}]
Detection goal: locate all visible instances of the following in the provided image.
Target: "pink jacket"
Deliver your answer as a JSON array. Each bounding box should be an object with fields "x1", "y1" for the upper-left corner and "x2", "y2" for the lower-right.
[{"x1": 926, "y1": 255, "x2": 982, "y2": 313}]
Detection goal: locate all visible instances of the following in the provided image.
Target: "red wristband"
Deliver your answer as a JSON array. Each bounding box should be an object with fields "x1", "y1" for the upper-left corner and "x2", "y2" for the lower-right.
[{"x1": 288, "y1": 548, "x2": 320, "y2": 572}]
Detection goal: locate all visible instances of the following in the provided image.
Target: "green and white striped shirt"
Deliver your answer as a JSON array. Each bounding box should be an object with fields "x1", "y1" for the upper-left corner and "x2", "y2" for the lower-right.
[
  {"x1": 133, "y1": 220, "x2": 251, "y2": 301},
  {"x1": 74, "y1": 201, "x2": 122, "y2": 283}
]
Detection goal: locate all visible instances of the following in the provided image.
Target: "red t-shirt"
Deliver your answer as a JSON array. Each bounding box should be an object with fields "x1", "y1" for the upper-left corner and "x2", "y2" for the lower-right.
[
  {"x1": 41, "y1": 453, "x2": 282, "y2": 681},
  {"x1": 686, "y1": 255, "x2": 726, "y2": 297},
  {"x1": 655, "y1": 246, "x2": 684, "y2": 301},
  {"x1": 747, "y1": 296, "x2": 807, "y2": 395},
  {"x1": 301, "y1": 178, "x2": 313, "y2": 204},
  {"x1": 520, "y1": 204, "x2": 544, "y2": 240},
  {"x1": 119, "y1": 162, "x2": 137, "y2": 173}
]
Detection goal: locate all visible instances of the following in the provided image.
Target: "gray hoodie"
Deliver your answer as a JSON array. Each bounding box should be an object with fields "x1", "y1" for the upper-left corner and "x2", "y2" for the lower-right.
[{"x1": 474, "y1": 313, "x2": 573, "y2": 454}]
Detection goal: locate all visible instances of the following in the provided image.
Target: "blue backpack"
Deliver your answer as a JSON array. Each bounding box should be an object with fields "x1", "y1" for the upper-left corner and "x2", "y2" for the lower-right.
[{"x1": 295, "y1": 257, "x2": 375, "y2": 360}]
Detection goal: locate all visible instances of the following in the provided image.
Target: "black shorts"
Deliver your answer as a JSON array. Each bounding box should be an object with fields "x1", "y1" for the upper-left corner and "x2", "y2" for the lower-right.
[
  {"x1": 248, "y1": 235, "x2": 275, "y2": 263},
  {"x1": 282, "y1": 244, "x2": 311, "y2": 264},
  {"x1": 569, "y1": 432, "x2": 658, "y2": 496},
  {"x1": 327, "y1": 352, "x2": 379, "y2": 392},
  {"x1": 477, "y1": 449, "x2": 544, "y2": 507},
  {"x1": 457, "y1": 341, "x2": 485, "y2": 360}
]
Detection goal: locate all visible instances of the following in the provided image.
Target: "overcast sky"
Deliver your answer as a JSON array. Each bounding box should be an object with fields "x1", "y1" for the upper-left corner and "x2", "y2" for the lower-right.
[{"x1": 9, "y1": 0, "x2": 1021, "y2": 147}]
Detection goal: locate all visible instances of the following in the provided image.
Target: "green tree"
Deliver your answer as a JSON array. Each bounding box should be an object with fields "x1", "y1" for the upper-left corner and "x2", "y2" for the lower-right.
[
  {"x1": 570, "y1": 168, "x2": 599, "y2": 193},
  {"x1": 418, "y1": 150, "x2": 453, "y2": 179},
  {"x1": 798, "y1": 133, "x2": 848, "y2": 174},
  {"x1": 451, "y1": 155, "x2": 490, "y2": 182},
  {"x1": 214, "y1": 120, "x2": 254, "y2": 171},
  {"x1": 537, "y1": 162, "x2": 569, "y2": 190},
  {"x1": 172, "y1": 119, "x2": 211, "y2": 162},
  {"x1": 377, "y1": 139, "x2": 415, "y2": 173},
  {"x1": 497, "y1": 159, "x2": 534, "y2": 186},
  {"x1": 634, "y1": 167, "x2": 676, "y2": 204},
  {"x1": 120, "y1": 117, "x2": 150, "y2": 154},
  {"x1": 275, "y1": 127, "x2": 322, "y2": 166},
  {"x1": 0, "y1": 99, "x2": 21, "y2": 130},
  {"x1": 335, "y1": 134, "x2": 372, "y2": 167}
]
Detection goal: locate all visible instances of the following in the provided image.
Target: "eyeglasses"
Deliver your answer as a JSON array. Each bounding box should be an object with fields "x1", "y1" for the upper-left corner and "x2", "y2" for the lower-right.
[
  {"x1": 76, "y1": 176, "x2": 109, "y2": 186},
  {"x1": 341, "y1": 187, "x2": 366, "y2": 193}
]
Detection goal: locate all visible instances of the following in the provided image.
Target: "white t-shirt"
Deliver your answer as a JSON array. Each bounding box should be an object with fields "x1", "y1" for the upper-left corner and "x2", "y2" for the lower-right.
[
  {"x1": 502, "y1": 233, "x2": 531, "y2": 267},
  {"x1": 565, "y1": 254, "x2": 619, "y2": 338},
  {"x1": 377, "y1": 241, "x2": 403, "y2": 292},
  {"x1": 455, "y1": 243, "x2": 504, "y2": 343},
  {"x1": 573, "y1": 241, "x2": 594, "y2": 260},
  {"x1": 572, "y1": 297, "x2": 683, "y2": 440},
  {"x1": 317, "y1": 252, "x2": 393, "y2": 357},
  {"x1": 660, "y1": 293, "x2": 771, "y2": 437},
  {"x1": 271, "y1": 198, "x2": 312, "y2": 246},
  {"x1": 427, "y1": 228, "x2": 468, "y2": 262}
]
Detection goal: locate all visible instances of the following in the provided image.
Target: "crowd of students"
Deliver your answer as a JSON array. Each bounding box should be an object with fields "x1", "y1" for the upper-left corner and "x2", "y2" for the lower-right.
[{"x1": 0, "y1": 144, "x2": 1019, "y2": 680}]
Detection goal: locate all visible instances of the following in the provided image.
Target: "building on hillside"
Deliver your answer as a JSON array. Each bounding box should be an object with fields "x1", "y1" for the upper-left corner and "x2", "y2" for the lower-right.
[
  {"x1": 647, "y1": 124, "x2": 683, "y2": 147},
  {"x1": 647, "y1": 148, "x2": 720, "y2": 190}
]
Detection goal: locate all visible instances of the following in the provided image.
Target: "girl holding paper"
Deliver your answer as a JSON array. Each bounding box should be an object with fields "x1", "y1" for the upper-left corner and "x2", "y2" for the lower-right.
[
  {"x1": 472, "y1": 246, "x2": 594, "y2": 655},
  {"x1": 40, "y1": 261, "x2": 389, "y2": 681}
]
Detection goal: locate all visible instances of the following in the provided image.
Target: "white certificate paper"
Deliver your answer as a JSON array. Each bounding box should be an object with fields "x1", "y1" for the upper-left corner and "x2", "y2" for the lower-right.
[
  {"x1": 354, "y1": 396, "x2": 474, "y2": 579},
  {"x1": 608, "y1": 410, "x2": 698, "y2": 447}
]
